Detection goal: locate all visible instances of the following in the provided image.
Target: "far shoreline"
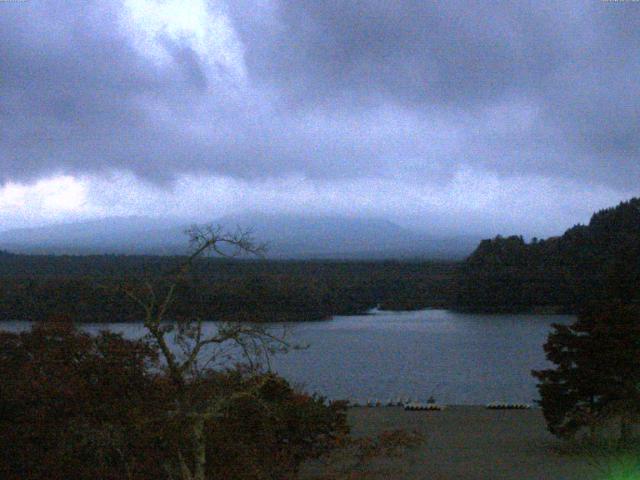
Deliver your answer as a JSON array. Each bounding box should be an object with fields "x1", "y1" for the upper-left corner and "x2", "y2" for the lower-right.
[{"x1": 0, "y1": 306, "x2": 577, "y2": 323}]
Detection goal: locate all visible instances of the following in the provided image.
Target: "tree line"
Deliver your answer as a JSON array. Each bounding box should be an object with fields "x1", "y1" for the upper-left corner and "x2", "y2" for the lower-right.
[
  {"x1": 0, "y1": 257, "x2": 459, "y2": 322},
  {"x1": 457, "y1": 198, "x2": 640, "y2": 313}
]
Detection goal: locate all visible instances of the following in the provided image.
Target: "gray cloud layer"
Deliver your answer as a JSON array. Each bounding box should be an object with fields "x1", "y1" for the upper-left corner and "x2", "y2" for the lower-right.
[{"x1": 1, "y1": 0, "x2": 639, "y2": 190}]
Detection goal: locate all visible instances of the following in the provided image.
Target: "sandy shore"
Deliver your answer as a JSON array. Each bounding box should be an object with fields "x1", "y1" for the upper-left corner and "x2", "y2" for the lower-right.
[{"x1": 304, "y1": 406, "x2": 611, "y2": 479}]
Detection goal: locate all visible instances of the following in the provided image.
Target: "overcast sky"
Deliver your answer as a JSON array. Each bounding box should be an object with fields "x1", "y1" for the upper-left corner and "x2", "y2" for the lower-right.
[{"x1": 0, "y1": 0, "x2": 638, "y2": 236}]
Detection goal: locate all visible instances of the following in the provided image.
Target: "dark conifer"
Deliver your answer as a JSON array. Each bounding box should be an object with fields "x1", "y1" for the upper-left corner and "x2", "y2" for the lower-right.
[{"x1": 533, "y1": 302, "x2": 640, "y2": 442}]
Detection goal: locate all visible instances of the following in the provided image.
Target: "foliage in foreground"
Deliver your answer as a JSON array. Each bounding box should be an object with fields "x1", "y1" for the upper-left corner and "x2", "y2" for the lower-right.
[
  {"x1": 0, "y1": 225, "x2": 424, "y2": 479},
  {"x1": 0, "y1": 320, "x2": 350, "y2": 480},
  {"x1": 533, "y1": 302, "x2": 640, "y2": 442},
  {"x1": 0, "y1": 320, "x2": 422, "y2": 480}
]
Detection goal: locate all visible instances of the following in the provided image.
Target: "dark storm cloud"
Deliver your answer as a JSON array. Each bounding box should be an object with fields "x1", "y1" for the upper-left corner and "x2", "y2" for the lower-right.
[
  {"x1": 230, "y1": 0, "x2": 640, "y2": 187},
  {"x1": 1, "y1": 1, "x2": 167, "y2": 181},
  {"x1": 1, "y1": 0, "x2": 639, "y2": 189},
  {"x1": 234, "y1": 0, "x2": 568, "y2": 107}
]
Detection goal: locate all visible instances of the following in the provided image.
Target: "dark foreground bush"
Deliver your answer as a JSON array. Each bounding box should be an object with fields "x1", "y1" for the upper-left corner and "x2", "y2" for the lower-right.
[{"x1": 0, "y1": 320, "x2": 349, "y2": 480}]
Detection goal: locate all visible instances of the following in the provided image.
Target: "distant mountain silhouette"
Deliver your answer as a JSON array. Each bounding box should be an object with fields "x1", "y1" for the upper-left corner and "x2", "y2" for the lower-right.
[
  {"x1": 0, "y1": 216, "x2": 188, "y2": 255},
  {"x1": 0, "y1": 214, "x2": 479, "y2": 259},
  {"x1": 217, "y1": 213, "x2": 478, "y2": 259}
]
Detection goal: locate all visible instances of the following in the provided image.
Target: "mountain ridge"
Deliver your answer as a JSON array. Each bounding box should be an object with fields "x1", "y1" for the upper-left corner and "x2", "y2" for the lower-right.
[{"x1": 0, "y1": 213, "x2": 478, "y2": 260}]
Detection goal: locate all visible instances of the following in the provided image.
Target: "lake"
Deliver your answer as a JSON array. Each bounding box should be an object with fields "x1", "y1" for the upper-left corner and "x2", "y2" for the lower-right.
[{"x1": 0, "y1": 309, "x2": 573, "y2": 405}]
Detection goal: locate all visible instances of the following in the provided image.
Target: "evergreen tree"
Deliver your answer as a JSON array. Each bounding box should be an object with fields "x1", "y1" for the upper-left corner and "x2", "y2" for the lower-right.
[
  {"x1": 459, "y1": 197, "x2": 640, "y2": 312},
  {"x1": 532, "y1": 303, "x2": 640, "y2": 442}
]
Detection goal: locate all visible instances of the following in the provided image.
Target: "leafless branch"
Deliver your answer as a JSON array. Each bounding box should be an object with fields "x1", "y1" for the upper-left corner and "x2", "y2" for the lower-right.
[{"x1": 118, "y1": 223, "x2": 301, "y2": 480}]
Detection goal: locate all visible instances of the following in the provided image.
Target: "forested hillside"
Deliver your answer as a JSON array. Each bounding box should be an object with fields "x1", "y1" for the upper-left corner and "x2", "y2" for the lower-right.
[
  {"x1": 2, "y1": 198, "x2": 638, "y2": 319},
  {"x1": 457, "y1": 198, "x2": 640, "y2": 312},
  {"x1": 0, "y1": 255, "x2": 459, "y2": 322}
]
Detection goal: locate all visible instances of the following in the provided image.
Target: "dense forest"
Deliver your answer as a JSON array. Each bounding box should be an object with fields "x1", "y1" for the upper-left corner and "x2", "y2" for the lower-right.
[
  {"x1": 1, "y1": 198, "x2": 638, "y2": 321},
  {"x1": 0, "y1": 254, "x2": 459, "y2": 322},
  {"x1": 456, "y1": 198, "x2": 640, "y2": 313}
]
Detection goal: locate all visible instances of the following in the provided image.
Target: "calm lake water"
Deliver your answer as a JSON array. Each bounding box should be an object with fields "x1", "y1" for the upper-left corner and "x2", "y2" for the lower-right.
[{"x1": 1, "y1": 309, "x2": 573, "y2": 405}]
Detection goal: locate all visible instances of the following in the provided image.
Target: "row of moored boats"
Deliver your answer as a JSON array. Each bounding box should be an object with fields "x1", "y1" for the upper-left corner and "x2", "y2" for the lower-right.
[{"x1": 347, "y1": 399, "x2": 531, "y2": 410}]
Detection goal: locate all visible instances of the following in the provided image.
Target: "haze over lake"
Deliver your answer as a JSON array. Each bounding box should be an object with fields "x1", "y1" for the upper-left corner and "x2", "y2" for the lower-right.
[{"x1": 2, "y1": 309, "x2": 573, "y2": 405}]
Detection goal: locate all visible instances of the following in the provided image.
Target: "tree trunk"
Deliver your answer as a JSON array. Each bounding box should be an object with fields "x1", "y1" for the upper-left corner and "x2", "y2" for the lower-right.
[
  {"x1": 178, "y1": 451, "x2": 194, "y2": 480},
  {"x1": 619, "y1": 415, "x2": 632, "y2": 444},
  {"x1": 589, "y1": 397, "x2": 597, "y2": 442},
  {"x1": 192, "y1": 417, "x2": 207, "y2": 480}
]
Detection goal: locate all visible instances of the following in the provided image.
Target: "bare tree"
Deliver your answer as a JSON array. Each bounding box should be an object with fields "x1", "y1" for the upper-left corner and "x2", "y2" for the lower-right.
[
  {"x1": 123, "y1": 224, "x2": 291, "y2": 480},
  {"x1": 121, "y1": 224, "x2": 422, "y2": 480}
]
